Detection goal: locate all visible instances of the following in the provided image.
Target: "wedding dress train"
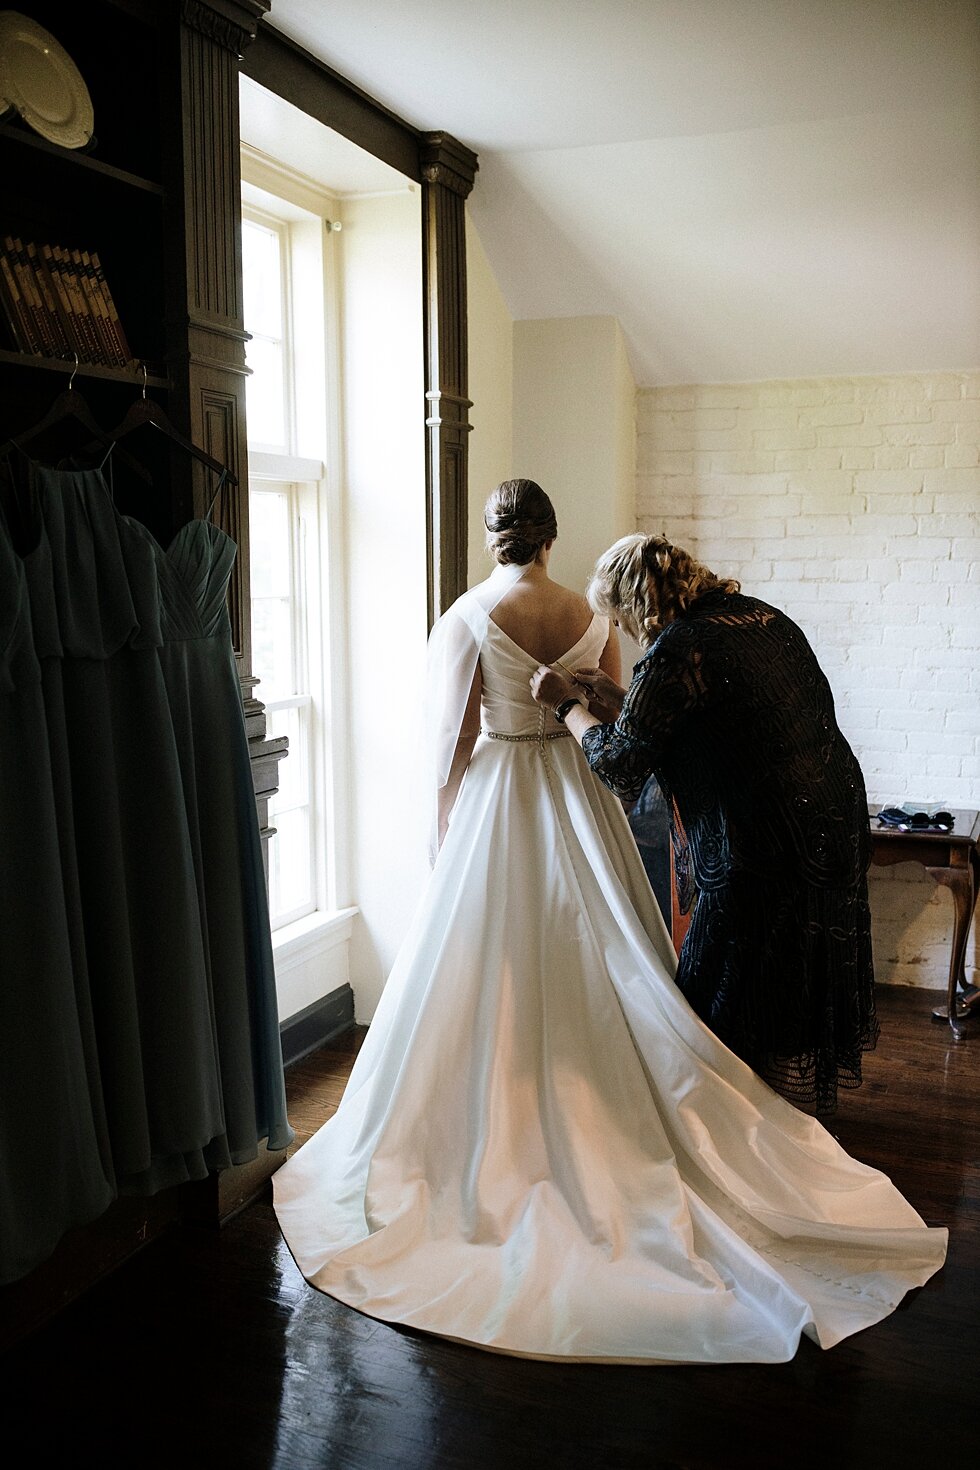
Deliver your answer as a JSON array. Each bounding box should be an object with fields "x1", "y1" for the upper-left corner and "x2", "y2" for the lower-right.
[{"x1": 273, "y1": 613, "x2": 946, "y2": 1363}]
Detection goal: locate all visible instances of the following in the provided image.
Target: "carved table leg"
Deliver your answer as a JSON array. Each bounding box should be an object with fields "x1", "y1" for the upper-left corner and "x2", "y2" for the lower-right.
[
  {"x1": 928, "y1": 862, "x2": 977, "y2": 1040},
  {"x1": 950, "y1": 850, "x2": 980, "y2": 1021}
]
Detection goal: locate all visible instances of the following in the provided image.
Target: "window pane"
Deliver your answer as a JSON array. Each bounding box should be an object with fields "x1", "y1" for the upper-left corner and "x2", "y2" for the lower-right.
[
  {"x1": 267, "y1": 704, "x2": 314, "y2": 924},
  {"x1": 269, "y1": 807, "x2": 313, "y2": 921},
  {"x1": 244, "y1": 336, "x2": 286, "y2": 449},
  {"x1": 271, "y1": 704, "x2": 309, "y2": 809},
  {"x1": 250, "y1": 491, "x2": 291, "y2": 599},
  {"x1": 242, "y1": 220, "x2": 283, "y2": 338},
  {"x1": 250, "y1": 489, "x2": 295, "y2": 701},
  {"x1": 242, "y1": 218, "x2": 287, "y2": 449},
  {"x1": 251, "y1": 597, "x2": 293, "y2": 702}
]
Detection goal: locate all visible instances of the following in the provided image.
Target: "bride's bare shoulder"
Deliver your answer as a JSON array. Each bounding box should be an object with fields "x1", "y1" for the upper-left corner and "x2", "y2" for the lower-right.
[
  {"x1": 547, "y1": 581, "x2": 596, "y2": 620},
  {"x1": 498, "y1": 578, "x2": 590, "y2": 618},
  {"x1": 537, "y1": 579, "x2": 599, "y2": 626}
]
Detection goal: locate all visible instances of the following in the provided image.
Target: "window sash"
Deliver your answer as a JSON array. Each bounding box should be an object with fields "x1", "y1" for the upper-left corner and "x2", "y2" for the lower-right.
[
  {"x1": 241, "y1": 161, "x2": 351, "y2": 945},
  {"x1": 242, "y1": 209, "x2": 294, "y2": 455},
  {"x1": 249, "y1": 479, "x2": 319, "y2": 928}
]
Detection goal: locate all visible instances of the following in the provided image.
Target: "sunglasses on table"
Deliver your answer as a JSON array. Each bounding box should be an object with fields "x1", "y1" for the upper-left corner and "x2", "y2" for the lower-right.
[{"x1": 876, "y1": 807, "x2": 954, "y2": 832}]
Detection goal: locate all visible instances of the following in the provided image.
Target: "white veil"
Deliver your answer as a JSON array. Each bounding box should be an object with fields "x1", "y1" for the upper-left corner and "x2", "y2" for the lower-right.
[{"x1": 425, "y1": 559, "x2": 535, "y2": 862}]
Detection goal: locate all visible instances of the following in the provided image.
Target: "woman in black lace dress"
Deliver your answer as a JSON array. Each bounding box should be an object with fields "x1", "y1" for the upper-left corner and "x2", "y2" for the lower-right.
[{"x1": 531, "y1": 533, "x2": 877, "y2": 1113}]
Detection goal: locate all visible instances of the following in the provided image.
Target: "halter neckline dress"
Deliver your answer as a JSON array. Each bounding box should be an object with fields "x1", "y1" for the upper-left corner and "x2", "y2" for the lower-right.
[{"x1": 0, "y1": 454, "x2": 291, "y2": 1284}]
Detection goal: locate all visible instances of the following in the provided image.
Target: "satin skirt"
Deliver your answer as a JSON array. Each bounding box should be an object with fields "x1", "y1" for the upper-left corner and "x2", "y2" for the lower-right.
[{"x1": 274, "y1": 735, "x2": 946, "y2": 1363}]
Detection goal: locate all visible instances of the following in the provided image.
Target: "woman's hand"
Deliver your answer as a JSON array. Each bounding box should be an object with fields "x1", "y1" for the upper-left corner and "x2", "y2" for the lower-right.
[
  {"x1": 530, "y1": 666, "x2": 578, "y2": 710},
  {"x1": 572, "y1": 666, "x2": 626, "y2": 719}
]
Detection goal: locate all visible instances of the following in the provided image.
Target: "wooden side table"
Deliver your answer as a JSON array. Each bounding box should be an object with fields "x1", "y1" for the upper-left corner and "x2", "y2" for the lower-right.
[{"x1": 868, "y1": 806, "x2": 980, "y2": 1040}]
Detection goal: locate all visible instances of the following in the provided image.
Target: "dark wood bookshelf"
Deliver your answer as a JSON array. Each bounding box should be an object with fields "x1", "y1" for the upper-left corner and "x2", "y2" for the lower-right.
[
  {"x1": 0, "y1": 0, "x2": 168, "y2": 417},
  {"x1": 0, "y1": 0, "x2": 289, "y2": 1344},
  {"x1": 0, "y1": 348, "x2": 168, "y2": 388},
  {"x1": 0, "y1": 122, "x2": 165, "y2": 196}
]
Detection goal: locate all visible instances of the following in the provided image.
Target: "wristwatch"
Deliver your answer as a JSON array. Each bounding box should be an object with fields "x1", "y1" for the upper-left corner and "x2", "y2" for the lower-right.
[{"x1": 553, "y1": 696, "x2": 582, "y2": 725}]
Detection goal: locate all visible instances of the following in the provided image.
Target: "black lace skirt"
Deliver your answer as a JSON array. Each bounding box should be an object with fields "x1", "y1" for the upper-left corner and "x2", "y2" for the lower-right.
[{"x1": 675, "y1": 872, "x2": 878, "y2": 1113}]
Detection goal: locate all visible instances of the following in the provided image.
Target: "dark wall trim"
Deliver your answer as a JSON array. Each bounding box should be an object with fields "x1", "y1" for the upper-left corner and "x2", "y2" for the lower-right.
[
  {"x1": 421, "y1": 132, "x2": 478, "y2": 622},
  {"x1": 243, "y1": 19, "x2": 478, "y2": 624},
  {"x1": 241, "y1": 24, "x2": 422, "y2": 182},
  {"x1": 281, "y1": 984, "x2": 356, "y2": 1067},
  {"x1": 180, "y1": 0, "x2": 269, "y2": 55}
]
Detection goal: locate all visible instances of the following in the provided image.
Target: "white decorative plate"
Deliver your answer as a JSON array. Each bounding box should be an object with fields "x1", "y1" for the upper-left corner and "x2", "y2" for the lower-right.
[{"x1": 0, "y1": 11, "x2": 93, "y2": 149}]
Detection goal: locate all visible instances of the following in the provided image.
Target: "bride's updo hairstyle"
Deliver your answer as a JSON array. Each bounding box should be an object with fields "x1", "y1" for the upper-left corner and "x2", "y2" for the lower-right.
[
  {"x1": 484, "y1": 479, "x2": 558, "y2": 565},
  {"x1": 587, "y1": 533, "x2": 740, "y2": 646}
]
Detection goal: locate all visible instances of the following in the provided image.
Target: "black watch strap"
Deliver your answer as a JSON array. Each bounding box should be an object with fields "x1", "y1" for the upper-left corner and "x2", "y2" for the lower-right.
[{"x1": 554, "y1": 696, "x2": 582, "y2": 725}]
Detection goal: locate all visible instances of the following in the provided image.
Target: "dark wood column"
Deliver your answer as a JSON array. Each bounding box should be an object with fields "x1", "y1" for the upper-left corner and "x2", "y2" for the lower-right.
[
  {"x1": 170, "y1": 0, "x2": 286, "y2": 851},
  {"x1": 421, "y1": 132, "x2": 479, "y2": 625},
  {"x1": 171, "y1": 0, "x2": 263, "y2": 668}
]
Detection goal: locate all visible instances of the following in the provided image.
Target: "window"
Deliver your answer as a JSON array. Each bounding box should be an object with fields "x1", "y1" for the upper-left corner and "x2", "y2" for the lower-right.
[
  {"x1": 242, "y1": 216, "x2": 290, "y2": 452},
  {"x1": 240, "y1": 104, "x2": 429, "y2": 1024},
  {"x1": 242, "y1": 200, "x2": 338, "y2": 934},
  {"x1": 249, "y1": 479, "x2": 316, "y2": 927}
]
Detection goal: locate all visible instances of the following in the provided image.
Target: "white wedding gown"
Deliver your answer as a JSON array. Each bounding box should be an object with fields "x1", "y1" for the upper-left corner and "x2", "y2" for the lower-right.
[{"x1": 274, "y1": 614, "x2": 947, "y2": 1364}]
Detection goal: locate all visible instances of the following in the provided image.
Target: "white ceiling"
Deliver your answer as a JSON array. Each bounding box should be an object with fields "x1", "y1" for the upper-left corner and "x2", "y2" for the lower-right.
[{"x1": 265, "y1": 0, "x2": 980, "y2": 386}]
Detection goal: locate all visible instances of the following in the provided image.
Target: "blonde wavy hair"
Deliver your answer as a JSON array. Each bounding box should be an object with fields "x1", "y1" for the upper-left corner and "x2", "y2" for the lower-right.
[{"x1": 586, "y1": 534, "x2": 740, "y2": 645}]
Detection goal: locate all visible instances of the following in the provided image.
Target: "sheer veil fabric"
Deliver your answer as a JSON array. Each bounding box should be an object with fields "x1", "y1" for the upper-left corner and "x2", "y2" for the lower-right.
[
  {"x1": 273, "y1": 576, "x2": 946, "y2": 1365},
  {"x1": 424, "y1": 558, "x2": 533, "y2": 860}
]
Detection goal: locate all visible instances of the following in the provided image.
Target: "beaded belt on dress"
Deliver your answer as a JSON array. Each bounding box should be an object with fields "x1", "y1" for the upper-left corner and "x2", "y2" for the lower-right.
[{"x1": 484, "y1": 729, "x2": 571, "y2": 742}]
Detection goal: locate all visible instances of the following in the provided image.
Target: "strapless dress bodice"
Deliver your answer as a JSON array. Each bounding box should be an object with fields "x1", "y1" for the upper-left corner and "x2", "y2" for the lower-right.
[{"x1": 479, "y1": 614, "x2": 609, "y2": 738}]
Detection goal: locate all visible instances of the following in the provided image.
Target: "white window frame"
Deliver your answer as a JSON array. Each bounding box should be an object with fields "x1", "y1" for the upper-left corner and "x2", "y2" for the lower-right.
[
  {"x1": 242, "y1": 162, "x2": 356, "y2": 1004},
  {"x1": 249, "y1": 473, "x2": 318, "y2": 929}
]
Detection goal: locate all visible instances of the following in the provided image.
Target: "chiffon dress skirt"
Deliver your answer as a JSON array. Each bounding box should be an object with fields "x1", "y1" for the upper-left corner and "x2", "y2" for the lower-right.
[
  {"x1": 274, "y1": 616, "x2": 946, "y2": 1364},
  {"x1": 0, "y1": 509, "x2": 115, "y2": 1280}
]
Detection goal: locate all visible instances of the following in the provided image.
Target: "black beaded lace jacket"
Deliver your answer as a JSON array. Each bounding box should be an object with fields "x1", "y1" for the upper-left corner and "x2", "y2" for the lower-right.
[{"x1": 582, "y1": 591, "x2": 870, "y2": 909}]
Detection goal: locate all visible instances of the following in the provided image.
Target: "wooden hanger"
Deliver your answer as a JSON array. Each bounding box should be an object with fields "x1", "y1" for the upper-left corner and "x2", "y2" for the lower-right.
[
  {"x1": 108, "y1": 365, "x2": 237, "y2": 485},
  {"x1": 5, "y1": 355, "x2": 152, "y2": 483}
]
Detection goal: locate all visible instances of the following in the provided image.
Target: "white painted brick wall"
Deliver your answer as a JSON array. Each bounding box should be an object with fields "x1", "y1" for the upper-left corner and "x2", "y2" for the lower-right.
[{"x1": 636, "y1": 373, "x2": 980, "y2": 992}]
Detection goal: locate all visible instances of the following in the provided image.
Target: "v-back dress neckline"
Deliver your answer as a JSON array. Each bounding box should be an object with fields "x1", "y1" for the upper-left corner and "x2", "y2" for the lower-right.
[{"x1": 487, "y1": 611, "x2": 599, "y2": 666}]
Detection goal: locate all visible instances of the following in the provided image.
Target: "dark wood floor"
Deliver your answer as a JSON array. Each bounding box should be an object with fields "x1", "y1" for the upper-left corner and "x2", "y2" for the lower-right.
[{"x1": 3, "y1": 986, "x2": 978, "y2": 1470}]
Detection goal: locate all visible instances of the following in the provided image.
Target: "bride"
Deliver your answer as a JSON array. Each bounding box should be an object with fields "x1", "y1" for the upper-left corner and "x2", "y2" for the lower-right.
[{"x1": 273, "y1": 479, "x2": 946, "y2": 1364}]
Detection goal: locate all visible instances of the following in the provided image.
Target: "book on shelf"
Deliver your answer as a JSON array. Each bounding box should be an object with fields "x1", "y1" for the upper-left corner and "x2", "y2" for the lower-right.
[
  {"x1": 50, "y1": 243, "x2": 100, "y2": 363},
  {"x1": 3, "y1": 237, "x2": 49, "y2": 355},
  {"x1": 26, "y1": 242, "x2": 72, "y2": 358},
  {"x1": 87, "y1": 249, "x2": 132, "y2": 365},
  {"x1": 0, "y1": 235, "x2": 135, "y2": 369},
  {"x1": 75, "y1": 249, "x2": 124, "y2": 366},
  {"x1": 62, "y1": 245, "x2": 104, "y2": 360},
  {"x1": 0, "y1": 248, "x2": 39, "y2": 353}
]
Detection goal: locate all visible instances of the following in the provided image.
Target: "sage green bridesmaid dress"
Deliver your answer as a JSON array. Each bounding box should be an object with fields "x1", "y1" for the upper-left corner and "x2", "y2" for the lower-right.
[{"x1": 0, "y1": 455, "x2": 291, "y2": 1284}]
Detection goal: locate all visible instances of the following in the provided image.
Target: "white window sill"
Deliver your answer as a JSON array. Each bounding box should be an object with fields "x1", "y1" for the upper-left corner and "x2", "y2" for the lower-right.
[
  {"x1": 249, "y1": 449, "x2": 324, "y2": 483},
  {"x1": 272, "y1": 906, "x2": 358, "y2": 966}
]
